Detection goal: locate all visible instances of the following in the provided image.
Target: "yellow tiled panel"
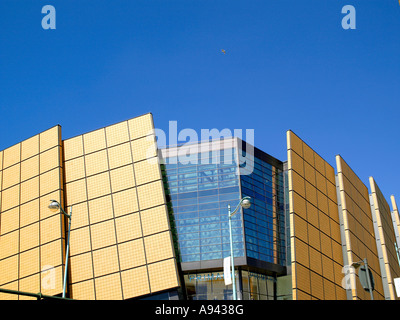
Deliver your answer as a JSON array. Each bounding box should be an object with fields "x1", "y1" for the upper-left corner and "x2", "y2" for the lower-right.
[
  {"x1": 147, "y1": 258, "x2": 179, "y2": 293},
  {"x1": 40, "y1": 126, "x2": 60, "y2": 153},
  {"x1": 86, "y1": 172, "x2": 111, "y2": 200},
  {"x1": 115, "y1": 212, "x2": 142, "y2": 243},
  {"x1": 95, "y1": 272, "x2": 122, "y2": 300},
  {"x1": 92, "y1": 245, "x2": 119, "y2": 278},
  {"x1": 319, "y1": 212, "x2": 330, "y2": 237},
  {"x1": 327, "y1": 198, "x2": 339, "y2": 220},
  {"x1": 315, "y1": 171, "x2": 327, "y2": 194},
  {"x1": 310, "y1": 272, "x2": 324, "y2": 300},
  {"x1": 40, "y1": 214, "x2": 62, "y2": 245},
  {"x1": 289, "y1": 170, "x2": 305, "y2": 198},
  {"x1": 295, "y1": 263, "x2": 311, "y2": 294},
  {"x1": 21, "y1": 155, "x2": 39, "y2": 182},
  {"x1": 70, "y1": 226, "x2": 92, "y2": 256},
  {"x1": 294, "y1": 239, "x2": 309, "y2": 268},
  {"x1": 288, "y1": 150, "x2": 304, "y2": 177},
  {"x1": 290, "y1": 191, "x2": 306, "y2": 218},
  {"x1": 88, "y1": 195, "x2": 114, "y2": 225},
  {"x1": 0, "y1": 281, "x2": 18, "y2": 300},
  {"x1": 325, "y1": 163, "x2": 336, "y2": 185},
  {"x1": 20, "y1": 176, "x2": 39, "y2": 204},
  {"x1": 314, "y1": 153, "x2": 325, "y2": 177},
  {"x1": 326, "y1": 181, "x2": 337, "y2": 203},
  {"x1": 20, "y1": 222, "x2": 39, "y2": 252},
  {"x1": 40, "y1": 239, "x2": 63, "y2": 269},
  {"x1": 21, "y1": 134, "x2": 39, "y2": 161},
  {"x1": 39, "y1": 168, "x2": 61, "y2": 197},
  {"x1": 41, "y1": 265, "x2": 63, "y2": 296},
  {"x1": 0, "y1": 206, "x2": 19, "y2": 234},
  {"x1": 320, "y1": 232, "x2": 333, "y2": 257},
  {"x1": 303, "y1": 162, "x2": 316, "y2": 186},
  {"x1": 134, "y1": 158, "x2": 161, "y2": 186},
  {"x1": 105, "y1": 121, "x2": 130, "y2": 148},
  {"x1": 141, "y1": 205, "x2": 170, "y2": 237},
  {"x1": 308, "y1": 224, "x2": 321, "y2": 251},
  {"x1": 128, "y1": 113, "x2": 154, "y2": 141},
  {"x1": 71, "y1": 279, "x2": 95, "y2": 300},
  {"x1": 322, "y1": 255, "x2": 335, "y2": 283},
  {"x1": 2, "y1": 163, "x2": 20, "y2": 190},
  {"x1": 121, "y1": 266, "x2": 150, "y2": 299},
  {"x1": 40, "y1": 146, "x2": 60, "y2": 174},
  {"x1": 306, "y1": 202, "x2": 319, "y2": 228},
  {"x1": 302, "y1": 143, "x2": 314, "y2": 167},
  {"x1": 109, "y1": 164, "x2": 135, "y2": 193},
  {"x1": 305, "y1": 181, "x2": 317, "y2": 207},
  {"x1": 323, "y1": 279, "x2": 336, "y2": 300},
  {"x1": 3, "y1": 143, "x2": 20, "y2": 169},
  {"x1": 19, "y1": 273, "x2": 40, "y2": 300},
  {"x1": 309, "y1": 247, "x2": 322, "y2": 274},
  {"x1": 293, "y1": 214, "x2": 308, "y2": 243},
  {"x1": 287, "y1": 131, "x2": 303, "y2": 157},
  {"x1": 317, "y1": 191, "x2": 329, "y2": 215},
  {"x1": 112, "y1": 188, "x2": 139, "y2": 217},
  {"x1": 1, "y1": 184, "x2": 20, "y2": 212},
  {"x1": 64, "y1": 156, "x2": 86, "y2": 183},
  {"x1": 65, "y1": 178, "x2": 87, "y2": 205},
  {"x1": 83, "y1": 128, "x2": 106, "y2": 155},
  {"x1": 130, "y1": 136, "x2": 157, "y2": 163},
  {"x1": 19, "y1": 247, "x2": 40, "y2": 278},
  {"x1": 0, "y1": 230, "x2": 19, "y2": 260},
  {"x1": 0, "y1": 255, "x2": 18, "y2": 285},
  {"x1": 69, "y1": 202, "x2": 89, "y2": 230},
  {"x1": 90, "y1": 219, "x2": 117, "y2": 250},
  {"x1": 85, "y1": 149, "x2": 109, "y2": 177},
  {"x1": 108, "y1": 142, "x2": 132, "y2": 170},
  {"x1": 118, "y1": 239, "x2": 146, "y2": 270},
  {"x1": 63, "y1": 135, "x2": 84, "y2": 161},
  {"x1": 0, "y1": 150, "x2": 2, "y2": 170},
  {"x1": 144, "y1": 231, "x2": 174, "y2": 264},
  {"x1": 70, "y1": 252, "x2": 94, "y2": 284},
  {"x1": 137, "y1": 180, "x2": 165, "y2": 210}
]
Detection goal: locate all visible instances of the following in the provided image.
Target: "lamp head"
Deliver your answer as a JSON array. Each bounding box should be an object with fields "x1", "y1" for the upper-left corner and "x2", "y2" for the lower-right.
[
  {"x1": 48, "y1": 200, "x2": 60, "y2": 212},
  {"x1": 241, "y1": 197, "x2": 251, "y2": 209}
]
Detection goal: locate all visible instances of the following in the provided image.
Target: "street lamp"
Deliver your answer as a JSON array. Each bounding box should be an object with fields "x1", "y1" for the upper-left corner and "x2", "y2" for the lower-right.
[
  {"x1": 48, "y1": 200, "x2": 72, "y2": 299},
  {"x1": 228, "y1": 196, "x2": 251, "y2": 300},
  {"x1": 351, "y1": 258, "x2": 374, "y2": 300}
]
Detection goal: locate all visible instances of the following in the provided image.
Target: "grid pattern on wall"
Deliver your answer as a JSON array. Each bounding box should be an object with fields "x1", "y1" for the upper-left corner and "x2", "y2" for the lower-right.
[
  {"x1": 0, "y1": 126, "x2": 65, "y2": 300},
  {"x1": 63, "y1": 113, "x2": 180, "y2": 300},
  {"x1": 391, "y1": 196, "x2": 400, "y2": 262},
  {"x1": 162, "y1": 147, "x2": 244, "y2": 263},
  {"x1": 287, "y1": 131, "x2": 346, "y2": 300},
  {"x1": 369, "y1": 177, "x2": 400, "y2": 300},
  {"x1": 240, "y1": 153, "x2": 286, "y2": 265},
  {"x1": 336, "y1": 156, "x2": 384, "y2": 300}
]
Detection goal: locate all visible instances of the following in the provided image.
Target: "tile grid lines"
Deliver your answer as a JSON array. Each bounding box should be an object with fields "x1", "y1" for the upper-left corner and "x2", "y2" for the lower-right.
[
  {"x1": 104, "y1": 125, "x2": 125, "y2": 300},
  {"x1": 79, "y1": 133, "x2": 97, "y2": 300},
  {"x1": 127, "y1": 120, "x2": 152, "y2": 296}
]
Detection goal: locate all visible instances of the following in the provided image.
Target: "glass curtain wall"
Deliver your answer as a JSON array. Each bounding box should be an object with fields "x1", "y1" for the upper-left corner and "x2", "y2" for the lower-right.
[{"x1": 161, "y1": 147, "x2": 245, "y2": 263}]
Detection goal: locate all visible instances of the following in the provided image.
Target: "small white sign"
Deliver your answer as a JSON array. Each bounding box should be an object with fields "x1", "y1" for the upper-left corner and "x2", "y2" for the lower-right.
[
  {"x1": 224, "y1": 257, "x2": 232, "y2": 285},
  {"x1": 394, "y1": 278, "x2": 400, "y2": 298}
]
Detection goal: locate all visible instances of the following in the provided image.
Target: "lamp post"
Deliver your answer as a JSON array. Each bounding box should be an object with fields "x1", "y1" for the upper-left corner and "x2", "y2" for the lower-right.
[
  {"x1": 48, "y1": 200, "x2": 72, "y2": 299},
  {"x1": 228, "y1": 196, "x2": 251, "y2": 300},
  {"x1": 351, "y1": 258, "x2": 374, "y2": 300}
]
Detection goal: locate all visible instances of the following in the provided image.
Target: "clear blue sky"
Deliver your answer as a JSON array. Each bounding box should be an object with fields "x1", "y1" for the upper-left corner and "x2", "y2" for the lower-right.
[{"x1": 0, "y1": 1, "x2": 399, "y2": 203}]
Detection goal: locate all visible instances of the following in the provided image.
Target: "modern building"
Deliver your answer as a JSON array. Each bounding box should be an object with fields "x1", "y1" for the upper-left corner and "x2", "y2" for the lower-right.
[{"x1": 0, "y1": 113, "x2": 399, "y2": 300}]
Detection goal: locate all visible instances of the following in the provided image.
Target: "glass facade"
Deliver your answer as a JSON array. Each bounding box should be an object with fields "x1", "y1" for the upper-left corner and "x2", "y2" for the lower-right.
[
  {"x1": 183, "y1": 270, "x2": 275, "y2": 300},
  {"x1": 240, "y1": 153, "x2": 286, "y2": 265},
  {"x1": 162, "y1": 147, "x2": 244, "y2": 263}
]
